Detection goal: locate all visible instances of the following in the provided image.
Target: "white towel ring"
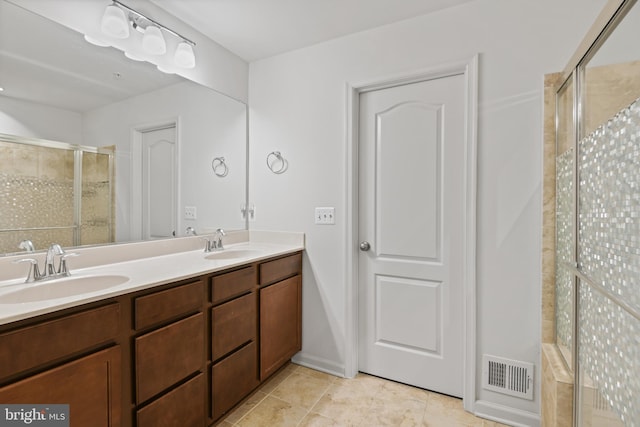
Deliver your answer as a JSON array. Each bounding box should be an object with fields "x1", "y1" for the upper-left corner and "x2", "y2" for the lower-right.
[
  {"x1": 212, "y1": 157, "x2": 229, "y2": 177},
  {"x1": 266, "y1": 151, "x2": 288, "y2": 174}
]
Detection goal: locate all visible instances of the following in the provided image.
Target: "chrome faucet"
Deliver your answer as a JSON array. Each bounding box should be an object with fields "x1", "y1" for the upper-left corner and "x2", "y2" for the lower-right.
[
  {"x1": 18, "y1": 240, "x2": 35, "y2": 252},
  {"x1": 214, "y1": 228, "x2": 225, "y2": 251},
  {"x1": 202, "y1": 228, "x2": 226, "y2": 252},
  {"x1": 45, "y1": 244, "x2": 65, "y2": 276},
  {"x1": 13, "y1": 243, "x2": 78, "y2": 283}
]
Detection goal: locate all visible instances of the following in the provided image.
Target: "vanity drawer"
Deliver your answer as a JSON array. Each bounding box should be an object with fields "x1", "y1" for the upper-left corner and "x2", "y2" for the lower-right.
[
  {"x1": 259, "y1": 252, "x2": 302, "y2": 285},
  {"x1": 137, "y1": 373, "x2": 205, "y2": 427},
  {"x1": 212, "y1": 292, "x2": 256, "y2": 361},
  {"x1": 212, "y1": 342, "x2": 259, "y2": 420},
  {"x1": 135, "y1": 280, "x2": 204, "y2": 330},
  {"x1": 211, "y1": 266, "x2": 256, "y2": 304},
  {"x1": 135, "y1": 313, "x2": 204, "y2": 404},
  {"x1": 0, "y1": 303, "x2": 120, "y2": 380}
]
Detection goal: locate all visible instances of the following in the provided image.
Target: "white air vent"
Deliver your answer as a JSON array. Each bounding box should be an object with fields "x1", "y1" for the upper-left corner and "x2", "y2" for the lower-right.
[{"x1": 482, "y1": 355, "x2": 534, "y2": 400}]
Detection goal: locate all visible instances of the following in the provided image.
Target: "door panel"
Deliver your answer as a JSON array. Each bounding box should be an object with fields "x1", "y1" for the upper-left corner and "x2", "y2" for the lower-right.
[
  {"x1": 376, "y1": 276, "x2": 441, "y2": 354},
  {"x1": 377, "y1": 102, "x2": 441, "y2": 260},
  {"x1": 358, "y1": 74, "x2": 465, "y2": 397},
  {"x1": 142, "y1": 126, "x2": 176, "y2": 239}
]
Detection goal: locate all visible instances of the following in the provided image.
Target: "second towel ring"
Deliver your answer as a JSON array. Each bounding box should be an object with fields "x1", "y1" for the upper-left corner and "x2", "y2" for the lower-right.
[
  {"x1": 266, "y1": 151, "x2": 288, "y2": 174},
  {"x1": 212, "y1": 157, "x2": 229, "y2": 177}
]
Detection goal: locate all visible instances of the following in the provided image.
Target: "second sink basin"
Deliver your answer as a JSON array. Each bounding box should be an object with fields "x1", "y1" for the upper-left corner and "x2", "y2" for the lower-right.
[
  {"x1": 204, "y1": 249, "x2": 262, "y2": 261},
  {"x1": 0, "y1": 274, "x2": 130, "y2": 304}
]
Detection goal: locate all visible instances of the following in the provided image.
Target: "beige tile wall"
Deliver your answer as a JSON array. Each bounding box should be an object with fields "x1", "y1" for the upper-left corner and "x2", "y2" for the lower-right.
[{"x1": 0, "y1": 141, "x2": 114, "y2": 254}]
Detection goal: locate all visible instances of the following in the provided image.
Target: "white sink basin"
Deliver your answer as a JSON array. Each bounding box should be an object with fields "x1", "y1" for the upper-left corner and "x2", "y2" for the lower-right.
[
  {"x1": 0, "y1": 275, "x2": 130, "y2": 304},
  {"x1": 204, "y1": 249, "x2": 262, "y2": 260}
]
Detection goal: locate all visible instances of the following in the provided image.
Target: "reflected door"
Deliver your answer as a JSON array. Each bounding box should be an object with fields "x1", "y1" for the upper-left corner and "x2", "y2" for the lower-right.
[
  {"x1": 141, "y1": 126, "x2": 176, "y2": 239},
  {"x1": 358, "y1": 74, "x2": 465, "y2": 396}
]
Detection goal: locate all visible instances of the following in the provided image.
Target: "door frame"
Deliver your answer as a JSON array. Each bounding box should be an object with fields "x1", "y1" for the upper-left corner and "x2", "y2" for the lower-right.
[
  {"x1": 344, "y1": 55, "x2": 478, "y2": 411},
  {"x1": 130, "y1": 118, "x2": 181, "y2": 241}
]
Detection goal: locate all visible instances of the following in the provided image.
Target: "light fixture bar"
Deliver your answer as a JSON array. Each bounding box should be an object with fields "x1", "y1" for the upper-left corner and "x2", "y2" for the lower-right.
[{"x1": 112, "y1": 0, "x2": 196, "y2": 46}]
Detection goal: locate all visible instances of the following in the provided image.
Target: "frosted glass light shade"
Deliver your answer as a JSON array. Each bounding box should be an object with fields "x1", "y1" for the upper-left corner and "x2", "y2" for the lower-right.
[
  {"x1": 124, "y1": 51, "x2": 145, "y2": 61},
  {"x1": 84, "y1": 34, "x2": 111, "y2": 47},
  {"x1": 174, "y1": 42, "x2": 196, "y2": 68},
  {"x1": 101, "y1": 4, "x2": 129, "y2": 39},
  {"x1": 142, "y1": 26, "x2": 166, "y2": 55}
]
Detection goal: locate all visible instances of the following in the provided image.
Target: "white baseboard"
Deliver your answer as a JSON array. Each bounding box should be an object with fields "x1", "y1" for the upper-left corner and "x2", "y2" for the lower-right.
[
  {"x1": 473, "y1": 400, "x2": 540, "y2": 427},
  {"x1": 291, "y1": 352, "x2": 345, "y2": 378}
]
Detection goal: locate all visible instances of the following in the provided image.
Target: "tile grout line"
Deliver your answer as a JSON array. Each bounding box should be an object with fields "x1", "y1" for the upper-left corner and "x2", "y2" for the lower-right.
[
  {"x1": 229, "y1": 366, "x2": 297, "y2": 426},
  {"x1": 294, "y1": 379, "x2": 334, "y2": 426}
]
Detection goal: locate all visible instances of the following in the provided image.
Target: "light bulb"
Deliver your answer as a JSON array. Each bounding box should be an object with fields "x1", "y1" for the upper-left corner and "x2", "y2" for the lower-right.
[
  {"x1": 101, "y1": 4, "x2": 129, "y2": 39},
  {"x1": 142, "y1": 25, "x2": 166, "y2": 55},
  {"x1": 174, "y1": 42, "x2": 196, "y2": 68}
]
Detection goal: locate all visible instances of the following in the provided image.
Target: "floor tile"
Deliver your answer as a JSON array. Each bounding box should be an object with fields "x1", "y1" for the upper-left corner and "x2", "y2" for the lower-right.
[
  {"x1": 271, "y1": 372, "x2": 332, "y2": 409},
  {"x1": 220, "y1": 364, "x2": 514, "y2": 427},
  {"x1": 235, "y1": 395, "x2": 308, "y2": 427}
]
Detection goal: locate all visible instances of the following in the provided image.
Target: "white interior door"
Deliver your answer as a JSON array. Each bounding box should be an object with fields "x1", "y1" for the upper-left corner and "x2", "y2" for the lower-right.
[
  {"x1": 141, "y1": 126, "x2": 176, "y2": 239},
  {"x1": 358, "y1": 74, "x2": 465, "y2": 397}
]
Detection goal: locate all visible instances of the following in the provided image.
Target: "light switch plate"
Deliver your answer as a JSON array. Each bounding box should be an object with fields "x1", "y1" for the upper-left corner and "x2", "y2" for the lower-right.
[{"x1": 315, "y1": 207, "x2": 335, "y2": 225}]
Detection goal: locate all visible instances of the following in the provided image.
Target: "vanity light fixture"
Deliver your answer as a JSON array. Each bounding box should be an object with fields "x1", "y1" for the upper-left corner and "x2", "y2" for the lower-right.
[
  {"x1": 91, "y1": 0, "x2": 196, "y2": 68},
  {"x1": 101, "y1": 3, "x2": 129, "y2": 39},
  {"x1": 141, "y1": 25, "x2": 166, "y2": 55}
]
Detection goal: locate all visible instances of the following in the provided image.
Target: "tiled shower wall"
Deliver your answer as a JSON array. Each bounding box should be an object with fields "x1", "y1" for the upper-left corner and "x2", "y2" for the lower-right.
[
  {"x1": 576, "y1": 99, "x2": 640, "y2": 427},
  {"x1": 543, "y1": 74, "x2": 640, "y2": 427},
  {"x1": 0, "y1": 140, "x2": 114, "y2": 254}
]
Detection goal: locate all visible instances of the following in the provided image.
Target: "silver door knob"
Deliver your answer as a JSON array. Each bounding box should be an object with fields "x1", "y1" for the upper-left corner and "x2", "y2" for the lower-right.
[{"x1": 359, "y1": 241, "x2": 371, "y2": 251}]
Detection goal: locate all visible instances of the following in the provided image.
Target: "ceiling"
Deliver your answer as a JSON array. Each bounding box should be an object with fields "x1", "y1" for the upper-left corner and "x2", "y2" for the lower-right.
[{"x1": 150, "y1": 0, "x2": 478, "y2": 62}]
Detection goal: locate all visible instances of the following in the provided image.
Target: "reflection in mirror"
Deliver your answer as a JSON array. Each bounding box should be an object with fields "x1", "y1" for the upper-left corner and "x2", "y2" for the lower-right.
[{"x1": 0, "y1": 0, "x2": 247, "y2": 256}]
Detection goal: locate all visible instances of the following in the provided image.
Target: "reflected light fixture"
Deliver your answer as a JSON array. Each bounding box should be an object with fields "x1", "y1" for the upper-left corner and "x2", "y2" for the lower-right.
[
  {"x1": 101, "y1": 3, "x2": 129, "y2": 39},
  {"x1": 91, "y1": 0, "x2": 196, "y2": 68},
  {"x1": 174, "y1": 42, "x2": 195, "y2": 68},
  {"x1": 142, "y1": 25, "x2": 166, "y2": 55}
]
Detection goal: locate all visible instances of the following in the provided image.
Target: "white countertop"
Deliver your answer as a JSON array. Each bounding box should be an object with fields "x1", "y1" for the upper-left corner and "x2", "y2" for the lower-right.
[{"x1": 0, "y1": 231, "x2": 304, "y2": 325}]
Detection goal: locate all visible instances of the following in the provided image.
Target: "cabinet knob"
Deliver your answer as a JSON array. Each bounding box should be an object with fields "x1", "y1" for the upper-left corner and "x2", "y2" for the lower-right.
[{"x1": 359, "y1": 241, "x2": 371, "y2": 251}]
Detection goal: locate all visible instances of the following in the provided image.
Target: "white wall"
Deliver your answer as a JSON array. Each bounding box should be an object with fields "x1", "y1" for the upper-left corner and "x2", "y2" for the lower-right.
[
  {"x1": 248, "y1": 0, "x2": 606, "y2": 424},
  {"x1": 0, "y1": 96, "x2": 82, "y2": 143},
  {"x1": 83, "y1": 80, "x2": 247, "y2": 242}
]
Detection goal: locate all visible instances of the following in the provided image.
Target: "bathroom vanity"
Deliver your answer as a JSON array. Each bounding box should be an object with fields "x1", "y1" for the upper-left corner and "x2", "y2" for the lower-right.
[{"x1": 0, "y1": 234, "x2": 303, "y2": 427}]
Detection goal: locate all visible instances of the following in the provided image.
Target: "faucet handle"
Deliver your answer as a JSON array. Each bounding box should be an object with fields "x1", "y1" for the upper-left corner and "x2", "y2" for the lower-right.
[
  {"x1": 12, "y1": 258, "x2": 42, "y2": 283},
  {"x1": 215, "y1": 228, "x2": 226, "y2": 250},
  {"x1": 200, "y1": 237, "x2": 213, "y2": 252},
  {"x1": 58, "y1": 252, "x2": 79, "y2": 276}
]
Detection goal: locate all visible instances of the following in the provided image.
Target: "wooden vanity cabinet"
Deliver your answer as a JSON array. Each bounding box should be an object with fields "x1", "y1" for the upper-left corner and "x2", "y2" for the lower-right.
[
  {"x1": 0, "y1": 346, "x2": 122, "y2": 427},
  {"x1": 0, "y1": 250, "x2": 302, "y2": 427},
  {"x1": 133, "y1": 279, "x2": 206, "y2": 426},
  {"x1": 0, "y1": 303, "x2": 122, "y2": 427},
  {"x1": 210, "y1": 267, "x2": 259, "y2": 420},
  {"x1": 259, "y1": 253, "x2": 303, "y2": 380}
]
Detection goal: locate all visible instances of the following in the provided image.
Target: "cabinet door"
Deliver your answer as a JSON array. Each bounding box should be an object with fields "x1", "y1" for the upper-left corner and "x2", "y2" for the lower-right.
[
  {"x1": 137, "y1": 374, "x2": 205, "y2": 427},
  {"x1": 259, "y1": 275, "x2": 302, "y2": 380},
  {"x1": 0, "y1": 346, "x2": 121, "y2": 427},
  {"x1": 212, "y1": 342, "x2": 258, "y2": 420},
  {"x1": 212, "y1": 292, "x2": 256, "y2": 361},
  {"x1": 136, "y1": 313, "x2": 204, "y2": 404}
]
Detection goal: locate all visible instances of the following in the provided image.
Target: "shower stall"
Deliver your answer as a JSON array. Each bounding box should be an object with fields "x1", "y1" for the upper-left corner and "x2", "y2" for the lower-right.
[
  {"x1": 0, "y1": 133, "x2": 114, "y2": 255},
  {"x1": 553, "y1": 0, "x2": 640, "y2": 425}
]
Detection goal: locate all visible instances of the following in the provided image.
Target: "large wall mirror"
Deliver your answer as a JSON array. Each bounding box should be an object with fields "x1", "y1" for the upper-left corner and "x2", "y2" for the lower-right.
[{"x1": 0, "y1": 0, "x2": 248, "y2": 256}]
